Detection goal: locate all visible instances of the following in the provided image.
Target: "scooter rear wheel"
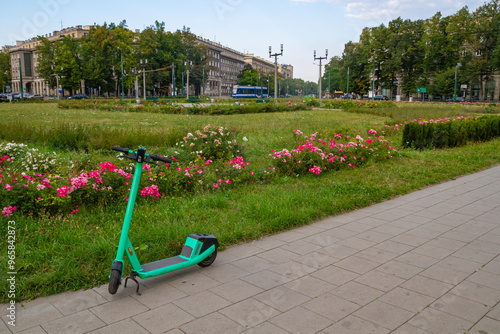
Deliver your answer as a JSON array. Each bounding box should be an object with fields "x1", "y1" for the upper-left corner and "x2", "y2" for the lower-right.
[
  {"x1": 198, "y1": 249, "x2": 217, "y2": 267},
  {"x1": 108, "y1": 269, "x2": 121, "y2": 294}
]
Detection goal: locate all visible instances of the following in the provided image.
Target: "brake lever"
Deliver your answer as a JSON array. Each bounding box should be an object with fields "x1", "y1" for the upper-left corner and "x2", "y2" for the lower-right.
[{"x1": 144, "y1": 156, "x2": 159, "y2": 166}]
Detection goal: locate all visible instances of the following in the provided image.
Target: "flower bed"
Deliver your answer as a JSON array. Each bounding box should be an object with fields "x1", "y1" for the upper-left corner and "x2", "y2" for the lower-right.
[
  {"x1": 269, "y1": 129, "x2": 396, "y2": 176},
  {"x1": 0, "y1": 126, "x2": 271, "y2": 217}
]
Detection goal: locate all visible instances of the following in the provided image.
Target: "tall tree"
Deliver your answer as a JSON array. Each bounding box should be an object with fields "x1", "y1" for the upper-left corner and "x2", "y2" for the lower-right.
[
  {"x1": 0, "y1": 50, "x2": 11, "y2": 93},
  {"x1": 36, "y1": 37, "x2": 61, "y2": 90}
]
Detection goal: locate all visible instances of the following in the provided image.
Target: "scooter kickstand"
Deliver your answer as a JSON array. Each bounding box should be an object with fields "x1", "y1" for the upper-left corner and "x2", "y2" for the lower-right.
[{"x1": 124, "y1": 271, "x2": 141, "y2": 295}]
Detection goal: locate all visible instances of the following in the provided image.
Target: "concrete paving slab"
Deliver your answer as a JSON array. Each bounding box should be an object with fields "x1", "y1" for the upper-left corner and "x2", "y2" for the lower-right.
[
  {"x1": 173, "y1": 290, "x2": 231, "y2": 317},
  {"x1": 269, "y1": 306, "x2": 331, "y2": 334},
  {"x1": 353, "y1": 300, "x2": 414, "y2": 331},
  {"x1": 430, "y1": 293, "x2": 490, "y2": 323},
  {"x1": 40, "y1": 310, "x2": 105, "y2": 334},
  {"x1": 329, "y1": 281, "x2": 384, "y2": 306},
  {"x1": 132, "y1": 303, "x2": 193, "y2": 334},
  {"x1": 209, "y1": 279, "x2": 264, "y2": 303},
  {"x1": 322, "y1": 314, "x2": 390, "y2": 334},
  {"x1": 408, "y1": 307, "x2": 473, "y2": 334},
  {"x1": 468, "y1": 317, "x2": 500, "y2": 334}
]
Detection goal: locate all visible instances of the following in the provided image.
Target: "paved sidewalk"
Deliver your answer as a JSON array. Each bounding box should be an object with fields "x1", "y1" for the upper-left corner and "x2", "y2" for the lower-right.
[{"x1": 2, "y1": 165, "x2": 500, "y2": 334}]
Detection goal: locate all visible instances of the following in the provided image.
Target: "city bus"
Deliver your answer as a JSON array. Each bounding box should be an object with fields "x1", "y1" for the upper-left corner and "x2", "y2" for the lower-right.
[{"x1": 232, "y1": 85, "x2": 268, "y2": 99}]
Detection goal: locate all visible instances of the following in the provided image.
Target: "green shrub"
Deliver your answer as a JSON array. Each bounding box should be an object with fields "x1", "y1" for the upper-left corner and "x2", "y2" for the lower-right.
[{"x1": 402, "y1": 116, "x2": 500, "y2": 149}]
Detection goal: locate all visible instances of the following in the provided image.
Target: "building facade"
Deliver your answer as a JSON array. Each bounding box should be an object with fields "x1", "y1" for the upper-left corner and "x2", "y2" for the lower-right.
[
  {"x1": 196, "y1": 37, "x2": 245, "y2": 97},
  {"x1": 6, "y1": 26, "x2": 292, "y2": 98},
  {"x1": 9, "y1": 25, "x2": 93, "y2": 96},
  {"x1": 278, "y1": 64, "x2": 293, "y2": 79}
]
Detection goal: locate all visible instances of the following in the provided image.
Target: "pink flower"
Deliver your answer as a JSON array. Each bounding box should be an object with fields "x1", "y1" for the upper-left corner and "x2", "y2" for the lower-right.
[
  {"x1": 99, "y1": 162, "x2": 118, "y2": 172},
  {"x1": 213, "y1": 184, "x2": 219, "y2": 188},
  {"x1": 368, "y1": 129, "x2": 377, "y2": 135},
  {"x1": 57, "y1": 186, "x2": 69, "y2": 197},
  {"x1": 2, "y1": 205, "x2": 17, "y2": 218},
  {"x1": 308, "y1": 166, "x2": 321, "y2": 175},
  {"x1": 4, "y1": 184, "x2": 13, "y2": 191},
  {"x1": 89, "y1": 170, "x2": 101, "y2": 178},
  {"x1": 70, "y1": 205, "x2": 80, "y2": 215},
  {"x1": 140, "y1": 185, "x2": 161, "y2": 199}
]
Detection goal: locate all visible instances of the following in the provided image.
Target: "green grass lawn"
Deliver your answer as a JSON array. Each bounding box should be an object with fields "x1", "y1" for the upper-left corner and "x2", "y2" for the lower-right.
[{"x1": 0, "y1": 101, "x2": 499, "y2": 302}]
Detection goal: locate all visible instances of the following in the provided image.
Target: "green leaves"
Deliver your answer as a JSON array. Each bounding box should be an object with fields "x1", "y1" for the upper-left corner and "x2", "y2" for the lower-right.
[{"x1": 0, "y1": 50, "x2": 11, "y2": 92}]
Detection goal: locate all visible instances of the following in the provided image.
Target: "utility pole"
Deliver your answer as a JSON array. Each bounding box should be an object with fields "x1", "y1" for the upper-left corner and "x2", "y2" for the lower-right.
[
  {"x1": 269, "y1": 44, "x2": 283, "y2": 105},
  {"x1": 19, "y1": 57, "x2": 24, "y2": 101},
  {"x1": 347, "y1": 67, "x2": 350, "y2": 97},
  {"x1": 372, "y1": 55, "x2": 376, "y2": 98},
  {"x1": 314, "y1": 49, "x2": 328, "y2": 107},
  {"x1": 119, "y1": 48, "x2": 124, "y2": 100},
  {"x1": 454, "y1": 63, "x2": 462, "y2": 100},
  {"x1": 140, "y1": 59, "x2": 147, "y2": 99},
  {"x1": 185, "y1": 61, "x2": 192, "y2": 100},
  {"x1": 172, "y1": 63, "x2": 176, "y2": 98}
]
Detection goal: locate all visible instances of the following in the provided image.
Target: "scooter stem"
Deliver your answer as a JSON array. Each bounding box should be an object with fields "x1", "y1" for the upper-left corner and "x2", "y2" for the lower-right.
[{"x1": 115, "y1": 148, "x2": 145, "y2": 264}]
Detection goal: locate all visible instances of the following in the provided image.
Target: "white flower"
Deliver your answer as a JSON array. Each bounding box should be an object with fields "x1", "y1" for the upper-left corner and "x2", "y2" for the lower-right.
[{"x1": 243, "y1": 136, "x2": 248, "y2": 142}]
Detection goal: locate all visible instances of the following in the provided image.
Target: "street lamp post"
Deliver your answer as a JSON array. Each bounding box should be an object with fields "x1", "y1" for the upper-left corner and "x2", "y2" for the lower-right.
[
  {"x1": 134, "y1": 69, "x2": 139, "y2": 101},
  {"x1": 260, "y1": 73, "x2": 263, "y2": 99},
  {"x1": 19, "y1": 57, "x2": 24, "y2": 101},
  {"x1": 172, "y1": 63, "x2": 176, "y2": 98},
  {"x1": 185, "y1": 61, "x2": 192, "y2": 100},
  {"x1": 314, "y1": 49, "x2": 328, "y2": 107},
  {"x1": 454, "y1": 62, "x2": 462, "y2": 100},
  {"x1": 119, "y1": 48, "x2": 124, "y2": 100},
  {"x1": 267, "y1": 74, "x2": 270, "y2": 98},
  {"x1": 346, "y1": 67, "x2": 350, "y2": 97},
  {"x1": 140, "y1": 59, "x2": 147, "y2": 99},
  {"x1": 269, "y1": 44, "x2": 283, "y2": 105},
  {"x1": 51, "y1": 65, "x2": 63, "y2": 100},
  {"x1": 372, "y1": 56, "x2": 376, "y2": 98}
]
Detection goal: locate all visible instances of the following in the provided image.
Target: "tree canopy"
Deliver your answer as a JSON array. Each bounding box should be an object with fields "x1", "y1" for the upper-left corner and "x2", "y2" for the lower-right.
[{"x1": 328, "y1": 0, "x2": 500, "y2": 99}]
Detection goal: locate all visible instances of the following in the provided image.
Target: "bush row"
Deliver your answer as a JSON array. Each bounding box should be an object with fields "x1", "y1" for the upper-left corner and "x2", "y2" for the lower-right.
[
  {"x1": 0, "y1": 122, "x2": 186, "y2": 152},
  {"x1": 57, "y1": 98, "x2": 318, "y2": 115},
  {"x1": 402, "y1": 116, "x2": 500, "y2": 149}
]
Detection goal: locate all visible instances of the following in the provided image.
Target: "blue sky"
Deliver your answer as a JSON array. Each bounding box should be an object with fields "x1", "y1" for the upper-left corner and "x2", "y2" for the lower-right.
[{"x1": 0, "y1": 0, "x2": 485, "y2": 81}]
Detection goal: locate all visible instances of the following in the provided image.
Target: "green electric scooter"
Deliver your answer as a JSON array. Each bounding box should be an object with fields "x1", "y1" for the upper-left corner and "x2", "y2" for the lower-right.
[{"x1": 108, "y1": 146, "x2": 219, "y2": 295}]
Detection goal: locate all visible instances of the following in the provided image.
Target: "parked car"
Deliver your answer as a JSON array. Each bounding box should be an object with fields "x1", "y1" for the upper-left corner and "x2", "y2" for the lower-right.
[
  {"x1": 341, "y1": 94, "x2": 355, "y2": 99},
  {"x1": 446, "y1": 97, "x2": 465, "y2": 102},
  {"x1": 12, "y1": 93, "x2": 30, "y2": 99},
  {"x1": 0, "y1": 93, "x2": 7, "y2": 99},
  {"x1": 373, "y1": 95, "x2": 389, "y2": 100},
  {"x1": 27, "y1": 94, "x2": 44, "y2": 100},
  {"x1": 67, "y1": 94, "x2": 88, "y2": 100}
]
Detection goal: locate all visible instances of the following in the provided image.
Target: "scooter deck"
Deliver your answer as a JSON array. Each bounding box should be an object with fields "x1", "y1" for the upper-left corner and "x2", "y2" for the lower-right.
[{"x1": 141, "y1": 256, "x2": 187, "y2": 273}]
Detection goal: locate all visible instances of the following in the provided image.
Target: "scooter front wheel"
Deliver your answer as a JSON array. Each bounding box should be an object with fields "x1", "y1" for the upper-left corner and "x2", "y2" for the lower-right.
[
  {"x1": 198, "y1": 249, "x2": 217, "y2": 267},
  {"x1": 108, "y1": 269, "x2": 121, "y2": 294}
]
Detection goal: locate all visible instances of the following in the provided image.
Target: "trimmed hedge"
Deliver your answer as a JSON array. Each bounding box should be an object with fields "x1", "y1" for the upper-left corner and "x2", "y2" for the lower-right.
[
  {"x1": 402, "y1": 117, "x2": 500, "y2": 149},
  {"x1": 57, "y1": 98, "x2": 318, "y2": 115}
]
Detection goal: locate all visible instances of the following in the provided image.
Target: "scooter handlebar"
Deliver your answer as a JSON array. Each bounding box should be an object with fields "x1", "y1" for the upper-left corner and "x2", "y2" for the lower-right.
[
  {"x1": 149, "y1": 154, "x2": 172, "y2": 164},
  {"x1": 112, "y1": 146, "x2": 172, "y2": 164},
  {"x1": 112, "y1": 146, "x2": 130, "y2": 153}
]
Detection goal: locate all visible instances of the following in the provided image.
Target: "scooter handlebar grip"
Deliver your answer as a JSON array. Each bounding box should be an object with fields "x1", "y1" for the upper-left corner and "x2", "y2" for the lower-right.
[
  {"x1": 112, "y1": 146, "x2": 130, "y2": 153},
  {"x1": 149, "y1": 154, "x2": 172, "y2": 163}
]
